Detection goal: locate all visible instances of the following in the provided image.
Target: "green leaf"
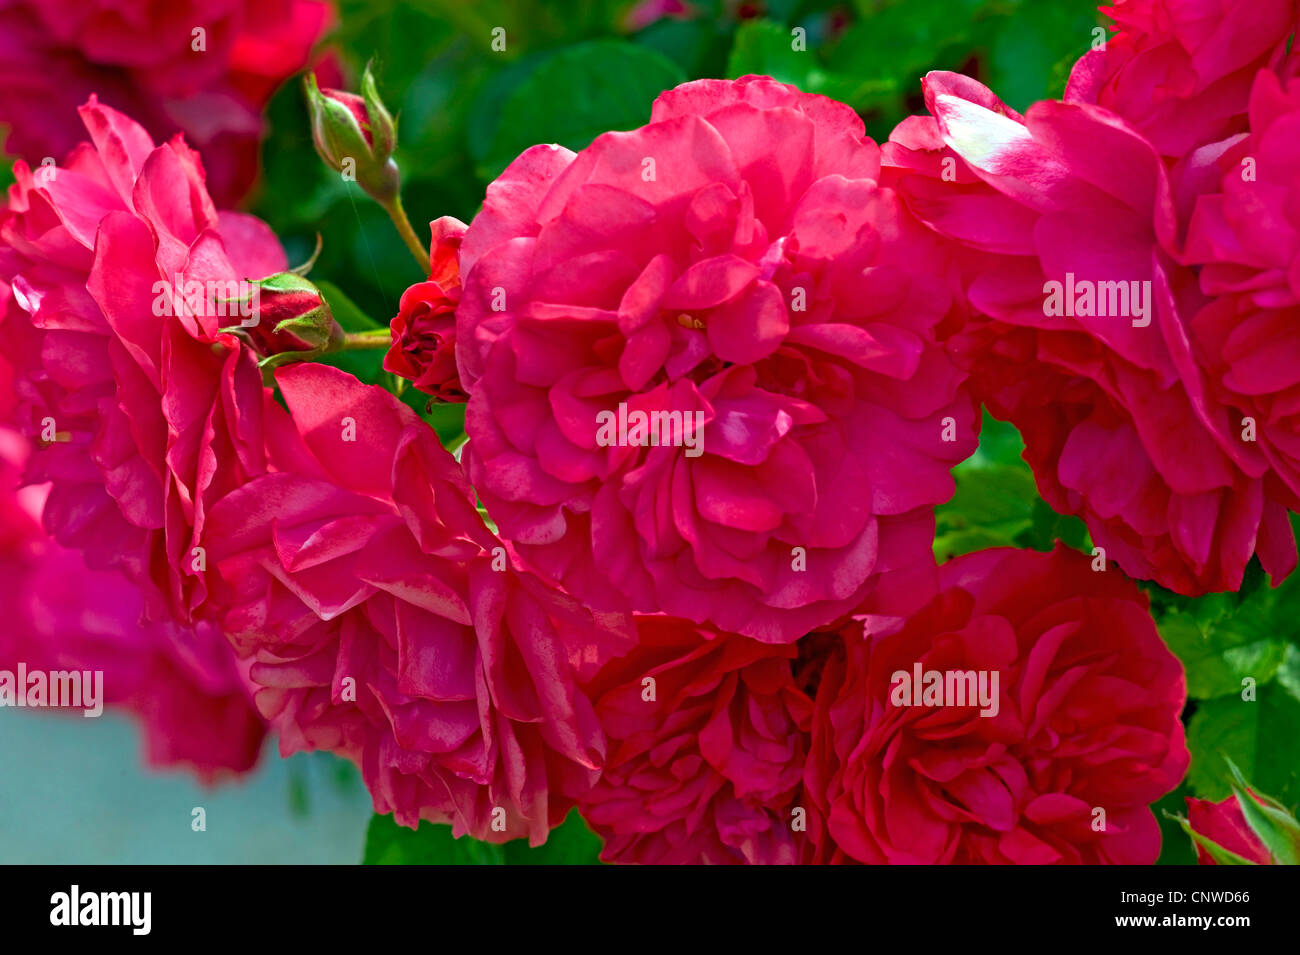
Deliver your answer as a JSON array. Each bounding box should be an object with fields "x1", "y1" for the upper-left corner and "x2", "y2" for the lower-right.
[
  {"x1": 1155, "y1": 565, "x2": 1300, "y2": 702},
  {"x1": 502, "y1": 810, "x2": 604, "y2": 864},
  {"x1": 1159, "y1": 613, "x2": 1288, "y2": 700},
  {"x1": 827, "y1": 0, "x2": 984, "y2": 81},
  {"x1": 1224, "y1": 757, "x2": 1300, "y2": 865},
  {"x1": 1186, "y1": 685, "x2": 1300, "y2": 807},
  {"x1": 727, "y1": 19, "x2": 813, "y2": 85},
  {"x1": 934, "y1": 464, "x2": 1037, "y2": 562},
  {"x1": 362, "y1": 809, "x2": 603, "y2": 864},
  {"x1": 363, "y1": 814, "x2": 506, "y2": 865},
  {"x1": 987, "y1": 1, "x2": 1100, "y2": 111},
  {"x1": 472, "y1": 39, "x2": 685, "y2": 181},
  {"x1": 634, "y1": 16, "x2": 732, "y2": 78},
  {"x1": 935, "y1": 410, "x2": 1067, "y2": 562},
  {"x1": 724, "y1": 19, "x2": 898, "y2": 111},
  {"x1": 959, "y1": 411, "x2": 1026, "y2": 471}
]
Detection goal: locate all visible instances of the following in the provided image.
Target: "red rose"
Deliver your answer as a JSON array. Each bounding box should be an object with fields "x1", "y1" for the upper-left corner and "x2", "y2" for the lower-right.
[
  {"x1": 384, "y1": 216, "x2": 468, "y2": 402},
  {"x1": 805, "y1": 545, "x2": 1189, "y2": 864},
  {"x1": 578, "y1": 617, "x2": 818, "y2": 864}
]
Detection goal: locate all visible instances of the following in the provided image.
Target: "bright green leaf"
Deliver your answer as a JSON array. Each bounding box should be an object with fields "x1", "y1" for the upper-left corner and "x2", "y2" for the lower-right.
[
  {"x1": 363, "y1": 814, "x2": 506, "y2": 864},
  {"x1": 362, "y1": 809, "x2": 603, "y2": 864},
  {"x1": 1186, "y1": 686, "x2": 1300, "y2": 807}
]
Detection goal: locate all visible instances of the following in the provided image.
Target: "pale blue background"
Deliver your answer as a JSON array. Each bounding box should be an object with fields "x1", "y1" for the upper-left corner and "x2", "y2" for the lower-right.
[{"x1": 0, "y1": 708, "x2": 373, "y2": 863}]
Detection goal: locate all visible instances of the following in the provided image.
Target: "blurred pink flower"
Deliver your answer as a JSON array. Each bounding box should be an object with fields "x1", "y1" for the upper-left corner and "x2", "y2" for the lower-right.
[
  {"x1": 0, "y1": 0, "x2": 334, "y2": 204},
  {"x1": 0, "y1": 398, "x2": 264, "y2": 781}
]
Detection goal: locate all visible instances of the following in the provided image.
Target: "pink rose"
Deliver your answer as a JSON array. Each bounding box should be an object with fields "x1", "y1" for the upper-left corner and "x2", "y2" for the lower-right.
[
  {"x1": 205, "y1": 363, "x2": 633, "y2": 844},
  {"x1": 578, "y1": 617, "x2": 819, "y2": 864},
  {"x1": 884, "y1": 71, "x2": 1298, "y2": 594},
  {"x1": 456, "y1": 75, "x2": 977, "y2": 644},
  {"x1": 0, "y1": 0, "x2": 333, "y2": 205},
  {"x1": 0, "y1": 98, "x2": 293, "y2": 624},
  {"x1": 1180, "y1": 71, "x2": 1300, "y2": 526},
  {"x1": 3, "y1": 539, "x2": 267, "y2": 779},
  {"x1": 1066, "y1": 0, "x2": 1297, "y2": 158},
  {"x1": 805, "y1": 546, "x2": 1189, "y2": 864}
]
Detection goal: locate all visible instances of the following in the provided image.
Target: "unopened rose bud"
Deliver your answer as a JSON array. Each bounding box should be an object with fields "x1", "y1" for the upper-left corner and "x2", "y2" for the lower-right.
[
  {"x1": 305, "y1": 63, "x2": 400, "y2": 203},
  {"x1": 243, "y1": 272, "x2": 344, "y2": 354}
]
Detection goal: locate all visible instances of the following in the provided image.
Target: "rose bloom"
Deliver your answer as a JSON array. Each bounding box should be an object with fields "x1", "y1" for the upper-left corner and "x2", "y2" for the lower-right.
[
  {"x1": 1185, "y1": 795, "x2": 1273, "y2": 864},
  {"x1": 384, "y1": 216, "x2": 468, "y2": 402},
  {"x1": 0, "y1": 98, "x2": 292, "y2": 625},
  {"x1": 805, "y1": 546, "x2": 1189, "y2": 865},
  {"x1": 577, "y1": 617, "x2": 821, "y2": 864},
  {"x1": 205, "y1": 363, "x2": 633, "y2": 844},
  {"x1": 1180, "y1": 71, "x2": 1300, "y2": 536},
  {"x1": 883, "y1": 70, "x2": 1298, "y2": 594},
  {"x1": 456, "y1": 75, "x2": 977, "y2": 644},
  {"x1": 0, "y1": 0, "x2": 333, "y2": 205},
  {"x1": 1066, "y1": 0, "x2": 1297, "y2": 158},
  {"x1": 0, "y1": 400, "x2": 264, "y2": 781}
]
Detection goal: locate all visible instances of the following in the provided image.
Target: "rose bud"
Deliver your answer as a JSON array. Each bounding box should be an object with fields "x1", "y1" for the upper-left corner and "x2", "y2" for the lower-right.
[
  {"x1": 238, "y1": 272, "x2": 344, "y2": 355},
  {"x1": 1185, "y1": 796, "x2": 1274, "y2": 865},
  {"x1": 305, "y1": 63, "x2": 399, "y2": 203},
  {"x1": 384, "y1": 216, "x2": 468, "y2": 402}
]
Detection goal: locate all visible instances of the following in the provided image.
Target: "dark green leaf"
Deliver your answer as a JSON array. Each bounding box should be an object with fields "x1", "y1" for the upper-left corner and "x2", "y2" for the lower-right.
[
  {"x1": 472, "y1": 40, "x2": 686, "y2": 180},
  {"x1": 1186, "y1": 685, "x2": 1300, "y2": 807}
]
